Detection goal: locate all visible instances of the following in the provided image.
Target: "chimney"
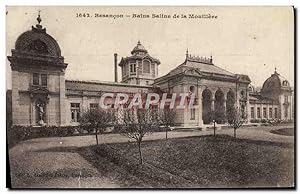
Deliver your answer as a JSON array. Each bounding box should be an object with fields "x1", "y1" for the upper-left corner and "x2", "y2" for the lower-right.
[{"x1": 114, "y1": 53, "x2": 118, "y2": 82}]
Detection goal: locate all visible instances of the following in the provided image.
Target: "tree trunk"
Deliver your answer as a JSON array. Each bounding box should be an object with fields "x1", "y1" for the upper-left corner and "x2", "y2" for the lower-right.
[
  {"x1": 213, "y1": 121, "x2": 216, "y2": 136},
  {"x1": 234, "y1": 128, "x2": 236, "y2": 138},
  {"x1": 165, "y1": 127, "x2": 168, "y2": 139},
  {"x1": 137, "y1": 141, "x2": 143, "y2": 165},
  {"x1": 95, "y1": 128, "x2": 99, "y2": 145}
]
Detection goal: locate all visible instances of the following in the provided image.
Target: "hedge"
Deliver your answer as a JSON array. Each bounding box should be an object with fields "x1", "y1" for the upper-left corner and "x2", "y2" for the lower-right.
[
  {"x1": 7, "y1": 125, "x2": 83, "y2": 148},
  {"x1": 250, "y1": 118, "x2": 294, "y2": 124}
]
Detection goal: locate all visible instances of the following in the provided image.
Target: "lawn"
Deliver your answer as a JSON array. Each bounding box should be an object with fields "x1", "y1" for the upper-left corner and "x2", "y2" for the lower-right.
[
  {"x1": 79, "y1": 135, "x2": 294, "y2": 188},
  {"x1": 270, "y1": 127, "x2": 294, "y2": 136}
]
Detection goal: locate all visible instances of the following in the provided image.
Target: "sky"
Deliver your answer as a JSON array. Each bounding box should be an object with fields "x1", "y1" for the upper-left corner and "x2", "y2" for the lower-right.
[{"x1": 6, "y1": 6, "x2": 294, "y2": 89}]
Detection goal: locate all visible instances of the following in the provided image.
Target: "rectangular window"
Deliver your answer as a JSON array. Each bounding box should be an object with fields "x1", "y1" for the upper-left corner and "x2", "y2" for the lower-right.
[
  {"x1": 71, "y1": 103, "x2": 80, "y2": 122},
  {"x1": 130, "y1": 63, "x2": 136, "y2": 73},
  {"x1": 71, "y1": 103, "x2": 80, "y2": 108},
  {"x1": 284, "y1": 95, "x2": 289, "y2": 103},
  {"x1": 251, "y1": 107, "x2": 254, "y2": 118},
  {"x1": 274, "y1": 108, "x2": 278, "y2": 119},
  {"x1": 90, "y1": 103, "x2": 99, "y2": 110},
  {"x1": 269, "y1": 108, "x2": 273, "y2": 118},
  {"x1": 33, "y1": 73, "x2": 39, "y2": 85},
  {"x1": 151, "y1": 63, "x2": 155, "y2": 77},
  {"x1": 263, "y1": 107, "x2": 267, "y2": 118},
  {"x1": 122, "y1": 66, "x2": 126, "y2": 76},
  {"x1": 41, "y1": 74, "x2": 47, "y2": 86},
  {"x1": 143, "y1": 60, "x2": 151, "y2": 74},
  {"x1": 257, "y1": 107, "x2": 261, "y2": 118},
  {"x1": 190, "y1": 108, "x2": 195, "y2": 120}
]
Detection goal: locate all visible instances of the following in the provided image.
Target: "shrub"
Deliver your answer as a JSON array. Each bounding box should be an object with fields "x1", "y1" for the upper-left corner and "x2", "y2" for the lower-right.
[
  {"x1": 250, "y1": 119, "x2": 260, "y2": 123},
  {"x1": 261, "y1": 119, "x2": 267, "y2": 123},
  {"x1": 8, "y1": 126, "x2": 31, "y2": 148},
  {"x1": 7, "y1": 125, "x2": 80, "y2": 148},
  {"x1": 281, "y1": 119, "x2": 294, "y2": 124}
]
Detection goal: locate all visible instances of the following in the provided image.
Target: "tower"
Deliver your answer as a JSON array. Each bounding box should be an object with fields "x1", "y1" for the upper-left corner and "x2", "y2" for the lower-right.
[
  {"x1": 7, "y1": 12, "x2": 68, "y2": 126},
  {"x1": 118, "y1": 41, "x2": 160, "y2": 85},
  {"x1": 261, "y1": 69, "x2": 293, "y2": 120}
]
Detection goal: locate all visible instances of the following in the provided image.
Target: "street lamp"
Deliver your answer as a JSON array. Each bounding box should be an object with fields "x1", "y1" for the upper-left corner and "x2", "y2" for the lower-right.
[{"x1": 213, "y1": 119, "x2": 216, "y2": 136}]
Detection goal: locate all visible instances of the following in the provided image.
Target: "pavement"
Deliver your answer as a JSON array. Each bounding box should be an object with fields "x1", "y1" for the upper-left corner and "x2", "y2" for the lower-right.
[{"x1": 8, "y1": 124, "x2": 294, "y2": 188}]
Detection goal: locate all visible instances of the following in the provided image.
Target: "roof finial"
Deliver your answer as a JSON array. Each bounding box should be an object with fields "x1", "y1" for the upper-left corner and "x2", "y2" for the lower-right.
[
  {"x1": 37, "y1": 9, "x2": 42, "y2": 25},
  {"x1": 186, "y1": 49, "x2": 189, "y2": 58},
  {"x1": 137, "y1": 40, "x2": 141, "y2": 45},
  {"x1": 210, "y1": 52, "x2": 213, "y2": 63}
]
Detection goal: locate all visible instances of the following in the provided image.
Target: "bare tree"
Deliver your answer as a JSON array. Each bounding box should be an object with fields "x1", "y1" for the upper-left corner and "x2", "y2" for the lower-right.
[
  {"x1": 226, "y1": 107, "x2": 247, "y2": 138},
  {"x1": 159, "y1": 109, "x2": 176, "y2": 139},
  {"x1": 115, "y1": 108, "x2": 160, "y2": 165},
  {"x1": 79, "y1": 109, "x2": 114, "y2": 145}
]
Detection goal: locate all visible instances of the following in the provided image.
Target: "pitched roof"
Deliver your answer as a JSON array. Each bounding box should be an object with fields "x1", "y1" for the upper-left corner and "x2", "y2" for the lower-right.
[
  {"x1": 249, "y1": 93, "x2": 275, "y2": 103},
  {"x1": 65, "y1": 80, "x2": 155, "y2": 96},
  {"x1": 182, "y1": 58, "x2": 235, "y2": 76},
  {"x1": 155, "y1": 56, "x2": 238, "y2": 84}
]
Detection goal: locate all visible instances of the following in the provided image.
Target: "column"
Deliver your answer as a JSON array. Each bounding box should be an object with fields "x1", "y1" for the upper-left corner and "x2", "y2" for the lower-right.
[
  {"x1": 246, "y1": 92, "x2": 251, "y2": 123},
  {"x1": 254, "y1": 103, "x2": 257, "y2": 120},
  {"x1": 266, "y1": 104, "x2": 270, "y2": 120},
  {"x1": 197, "y1": 87, "x2": 203, "y2": 126},
  {"x1": 82, "y1": 96, "x2": 88, "y2": 111},
  {"x1": 47, "y1": 100, "x2": 50, "y2": 125},
  {"x1": 260, "y1": 104, "x2": 263, "y2": 120},
  {"x1": 288, "y1": 95, "x2": 292, "y2": 120},
  {"x1": 11, "y1": 70, "x2": 20, "y2": 126},
  {"x1": 223, "y1": 96, "x2": 227, "y2": 118},
  {"x1": 30, "y1": 100, "x2": 35, "y2": 126},
  {"x1": 236, "y1": 89, "x2": 240, "y2": 109},
  {"x1": 59, "y1": 74, "x2": 67, "y2": 126},
  {"x1": 290, "y1": 95, "x2": 293, "y2": 120},
  {"x1": 211, "y1": 97, "x2": 215, "y2": 112},
  {"x1": 280, "y1": 95, "x2": 284, "y2": 120},
  {"x1": 182, "y1": 84, "x2": 188, "y2": 127}
]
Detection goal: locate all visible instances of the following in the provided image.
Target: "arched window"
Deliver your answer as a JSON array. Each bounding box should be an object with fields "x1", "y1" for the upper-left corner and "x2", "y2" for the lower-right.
[
  {"x1": 189, "y1": 85, "x2": 195, "y2": 93},
  {"x1": 143, "y1": 60, "x2": 151, "y2": 74}
]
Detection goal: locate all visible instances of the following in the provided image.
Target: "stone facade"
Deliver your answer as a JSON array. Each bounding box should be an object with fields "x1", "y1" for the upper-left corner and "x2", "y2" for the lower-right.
[
  {"x1": 248, "y1": 70, "x2": 294, "y2": 121},
  {"x1": 7, "y1": 15, "x2": 294, "y2": 128},
  {"x1": 153, "y1": 53, "x2": 251, "y2": 127},
  {"x1": 8, "y1": 15, "x2": 68, "y2": 126}
]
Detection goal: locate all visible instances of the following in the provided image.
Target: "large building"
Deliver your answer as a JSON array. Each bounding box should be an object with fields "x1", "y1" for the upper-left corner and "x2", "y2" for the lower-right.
[{"x1": 7, "y1": 14, "x2": 294, "y2": 128}]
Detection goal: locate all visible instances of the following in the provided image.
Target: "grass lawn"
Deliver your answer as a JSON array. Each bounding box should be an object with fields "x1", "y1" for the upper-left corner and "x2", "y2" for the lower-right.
[
  {"x1": 79, "y1": 135, "x2": 294, "y2": 188},
  {"x1": 270, "y1": 127, "x2": 294, "y2": 136}
]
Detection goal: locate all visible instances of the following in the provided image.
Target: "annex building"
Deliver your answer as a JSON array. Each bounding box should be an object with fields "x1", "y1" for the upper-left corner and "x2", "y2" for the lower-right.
[{"x1": 7, "y1": 15, "x2": 294, "y2": 128}]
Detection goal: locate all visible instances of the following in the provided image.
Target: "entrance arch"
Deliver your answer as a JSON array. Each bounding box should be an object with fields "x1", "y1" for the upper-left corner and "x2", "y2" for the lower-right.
[
  {"x1": 226, "y1": 89, "x2": 235, "y2": 117},
  {"x1": 202, "y1": 88, "x2": 212, "y2": 124},
  {"x1": 215, "y1": 89, "x2": 225, "y2": 124}
]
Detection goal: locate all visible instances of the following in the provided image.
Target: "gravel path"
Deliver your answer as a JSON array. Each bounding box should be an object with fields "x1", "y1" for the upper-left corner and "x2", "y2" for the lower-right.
[{"x1": 8, "y1": 124, "x2": 294, "y2": 188}]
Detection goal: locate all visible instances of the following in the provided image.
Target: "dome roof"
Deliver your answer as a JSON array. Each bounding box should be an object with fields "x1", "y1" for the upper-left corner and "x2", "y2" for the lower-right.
[
  {"x1": 14, "y1": 25, "x2": 61, "y2": 57},
  {"x1": 262, "y1": 70, "x2": 290, "y2": 91},
  {"x1": 261, "y1": 69, "x2": 291, "y2": 100},
  {"x1": 8, "y1": 13, "x2": 67, "y2": 71},
  {"x1": 131, "y1": 41, "x2": 148, "y2": 55},
  {"x1": 14, "y1": 11, "x2": 61, "y2": 57}
]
